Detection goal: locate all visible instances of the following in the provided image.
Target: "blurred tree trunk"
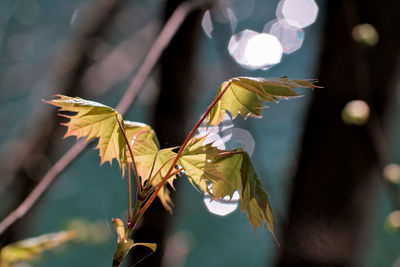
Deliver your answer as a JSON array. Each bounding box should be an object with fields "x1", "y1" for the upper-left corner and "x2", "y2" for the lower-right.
[
  {"x1": 276, "y1": 0, "x2": 400, "y2": 266},
  {"x1": 130, "y1": 1, "x2": 203, "y2": 266}
]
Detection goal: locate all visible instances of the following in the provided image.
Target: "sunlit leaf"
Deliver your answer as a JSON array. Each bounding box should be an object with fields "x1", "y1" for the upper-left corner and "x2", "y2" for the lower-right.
[
  {"x1": 206, "y1": 77, "x2": 318, "y2": 126},
  {"x1": 211, "y1": 150, "x2": 275, "y2": 238},
  {"x1": 128, "y1": 130, "x2": 177, "y2": 212},
  {"x1": 0, "y1": 231, "x2": 76, "y2": 266},
  {"x1": 44, "y1": 95, "x2": 126, "y2": 166},
  {"x1": 179, "y1": 136, "x2": 226, "y2": 192},
  {"x1": 124, "y1": 120, "x2": 160, "y2": 148},
  {"x1": 240, "y1": 153, "x2": 275, "y2": 238},
  {"x1": 211, "y1": 153, "x2": 243, "y2": 198}
]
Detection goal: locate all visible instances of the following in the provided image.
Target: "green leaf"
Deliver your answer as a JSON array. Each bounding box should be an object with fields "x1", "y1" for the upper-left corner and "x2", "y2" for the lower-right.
[
  {"x1": 179, "y1": 136, "x2": 226, "y2": 193},
  {"x1": 0, "y1": 231, "x2": 76, "y2": 266},
  {"x1": 211, "y1": 153, "x2": 243, "y2": 198},
  {"x1": 126, "y1": 127, "x2": 177, "y2": 212},
  {"x1": 211, "y1": 151, "x2": 276, "y2": 238},
  {"x1": 240, "y1": 153, "x2": 275, "y2": 238},
  {"x1": 44, "y1": 95, "x2": 126, "y2": 166},
  {"x1": 206, "y1": 77, "x2": 318, "y2": 126},
  {"x1": 124, "y1": 120, "x2": 160, "y2": 149}
]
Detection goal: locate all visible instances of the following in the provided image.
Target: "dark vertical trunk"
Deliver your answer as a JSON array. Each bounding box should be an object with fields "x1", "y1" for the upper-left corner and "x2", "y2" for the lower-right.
[
  {"x1": 277, "y1": 0, "x2": 400, "y2": 266},
  {"x1": 130, "y1": 1, "x2": 203, "y2": 266}
]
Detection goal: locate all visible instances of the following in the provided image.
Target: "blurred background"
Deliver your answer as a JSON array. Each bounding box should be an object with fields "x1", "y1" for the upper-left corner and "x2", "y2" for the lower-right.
[{"x1": 0, "y1": 0, "x2": 399, "y2": 266}]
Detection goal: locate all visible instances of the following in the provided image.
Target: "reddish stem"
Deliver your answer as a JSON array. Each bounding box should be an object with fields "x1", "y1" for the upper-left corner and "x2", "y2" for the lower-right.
[
  {"x1": 127, "y1": 163, "x2": 132, "y2": 221},
  {"x1": 115, "y1": 114, "x2": 141, "y2": 194},
  {"x1": 130, "y1": 81, "x2": 232, "y2": 228}
]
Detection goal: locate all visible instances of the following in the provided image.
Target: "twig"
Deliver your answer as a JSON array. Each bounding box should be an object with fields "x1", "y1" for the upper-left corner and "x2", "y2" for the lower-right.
[
  {"x1": 0, "y1": 140, "x2": 87, "y2": 234},
  {"x1": 116, "y1": 1, "x2": 189, "y2": 114},
  {"x1": 0, "y1": 0, "x2": 210, "y2": 236}
]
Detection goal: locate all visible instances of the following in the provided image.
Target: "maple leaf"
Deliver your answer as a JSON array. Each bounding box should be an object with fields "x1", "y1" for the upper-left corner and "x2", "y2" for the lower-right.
[
  {"x1": 179, "y1": 136, "x2": 226, "y2": 193},
  {"x1": 44, "y1": 95, "x2": 126, "y2": 166},
  {"x1": 211, "y1": 153, "x2": 243, "y2": 198},
  {"x1": 124, "y1": 120, "x2": 160, "y2": 148},
  {"x1": 211, "y1": 151, "x2": 276, "y2": 238},
  {"x1": 126, "y1": 125, "x2": 177, "y2": 213},
  {"x1": 206, "y1": 77, "x2": 318, "y2": 126}
]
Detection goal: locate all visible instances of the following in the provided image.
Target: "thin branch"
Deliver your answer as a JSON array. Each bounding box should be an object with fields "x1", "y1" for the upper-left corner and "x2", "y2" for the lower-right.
[
  {"x1": 116, "y1": 0, "x2": 212, "y2": 114},
  {"x1": 0, "y1": 0, "x2": 210, "y2": 236},
  {"x1": 0, "y1": 140, "x2": 87, "y2": 235}
]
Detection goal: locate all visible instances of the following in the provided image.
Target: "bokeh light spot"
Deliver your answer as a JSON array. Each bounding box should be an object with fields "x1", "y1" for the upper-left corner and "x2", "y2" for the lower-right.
[
  {"x1": 277, "y1": 0, "x2": 319, "y2": 29},
  {"x1": 197, "y1": 113, "x2": 233, "y2": 150},
  {"x1": 201, "y1": 10, "x2": 213, "y2": 38},
  {"x1": 203, "y1": 191, "x2": 240, "y2": 216},
  {"x1": 14, "y1": 0, "x2": 41, "y2": 25},
  {"x1": 385, "y1": 211, "x2": 400, "y2": 233},
  {"x1": 244, "y1": 33, "x2": 283, "y2": 67},
  {"x1": 383, "y1": 164, "x2": 400, "y2": 184},
  {"x1": 228, "y1": 30, "x2": 282, "y2": 70},
  {"x1": 342, "y1": 100, "x2": 370, "y2": 125},
  {"x1": 267, "y1": 20, "x2": 304, "y2": 54},
  {"x1": 352, "y1": 23, "x2": 379, "y2": 46},
  {"x1": 225, "y1": 128, "x2": 256, "y2": 156}
]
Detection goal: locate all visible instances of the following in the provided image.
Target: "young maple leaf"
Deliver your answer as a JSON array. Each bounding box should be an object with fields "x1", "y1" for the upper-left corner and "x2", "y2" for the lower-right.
[
  {"x1": 206, "y1": 77, "x2": 319, "y2": 126},
  {"x1": 211, "y1": 151, "x2": 276, "y2": 240},
  {"x1": 124, "y1": 120, "x2": 177, "y2": 213},
  {"x1": 44, "y1": 95, "x2": 126, "y2": 166},
  {"x1": 179, "y1": 136, "x2": 227, "y2": 193}
]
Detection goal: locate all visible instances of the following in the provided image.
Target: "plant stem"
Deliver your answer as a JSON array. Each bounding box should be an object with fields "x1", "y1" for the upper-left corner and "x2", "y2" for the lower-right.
[
  {"x1": 127, "y1": 163, "x2": 132, "y2": 221},
  {"x1": 115, "y1": 114, "x2": 141, "y2": 194},
  {"x1": 130, "y1": 81, "x2": 232, "y2": 229},
  {"x1": 126, "y1": 199, "x2": 142, "y2": 236},
  {"x1": 146, "y1": 156, "x2": 176, "y2": 187},
  {"x1": 143, "y1": 168, "x2": 183, "y2": 200}
]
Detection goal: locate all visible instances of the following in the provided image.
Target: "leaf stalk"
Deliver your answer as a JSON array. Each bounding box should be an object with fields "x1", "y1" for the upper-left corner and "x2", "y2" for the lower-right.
[{"x1": 115, "y1": 114, "x2": 141, "y2": 195}]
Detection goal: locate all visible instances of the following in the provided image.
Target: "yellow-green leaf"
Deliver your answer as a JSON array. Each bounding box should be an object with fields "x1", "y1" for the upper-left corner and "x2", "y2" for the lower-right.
[
  {"x1": 211, "y1": 151, "x2": 276, "y2": 238},
  {"x1": 211, "y1": 153, "x2": 243, "y2": 198},
  {"x1": 127, "y1": 128, "x2": 177, "y2": 212},
  {"x1": 179, "y1": 136, "x2": 226, "y2": 193},
  {"x1": 44, "y1": 95, "x2": 126, "y2": 166},
  {"x1": 240, "y1": 153, "x2": 275, "y2": 237},
  {"x1": 0, "y1": 231, "x2": 76, "y2": 267},
  {"x1": 124, "y1": 120, "x2": 160, "y2": 149},
  {"x1": 206, "y1": 77, "x2": 318, "y2": 126}
]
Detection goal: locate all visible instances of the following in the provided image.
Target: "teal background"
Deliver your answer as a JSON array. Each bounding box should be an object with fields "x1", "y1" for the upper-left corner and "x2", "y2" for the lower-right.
[{"x1": 0, "y1": 0, "x2": 399, "y2": 266}]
